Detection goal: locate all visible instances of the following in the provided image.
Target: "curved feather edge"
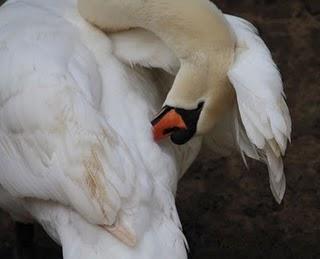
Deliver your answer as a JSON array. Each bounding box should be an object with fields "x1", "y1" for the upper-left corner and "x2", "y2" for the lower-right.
[{"x1": 224, "y1": 15, "x2": 291, "y2": 203}]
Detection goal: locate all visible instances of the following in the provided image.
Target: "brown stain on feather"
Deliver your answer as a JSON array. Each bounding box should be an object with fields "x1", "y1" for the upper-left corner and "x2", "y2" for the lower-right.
[{"x1": 83, "y1": 145, "x2": 111, "y2": 221}]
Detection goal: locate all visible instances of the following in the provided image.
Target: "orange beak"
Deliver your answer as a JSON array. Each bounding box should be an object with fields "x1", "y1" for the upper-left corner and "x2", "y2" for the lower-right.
[{"x1": 152, "y1": 109, "x2": 187, "y2": 141}]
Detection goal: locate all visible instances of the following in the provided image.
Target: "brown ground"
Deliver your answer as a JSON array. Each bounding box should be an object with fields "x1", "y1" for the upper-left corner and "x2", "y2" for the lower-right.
[{"x1": 0, "y1": 0, "x2": 319, "y2": 258}]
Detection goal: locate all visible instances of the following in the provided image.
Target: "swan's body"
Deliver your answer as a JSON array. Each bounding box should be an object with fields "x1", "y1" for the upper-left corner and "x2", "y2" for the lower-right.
[{"x1": 0, "y1": 0, "x2": 291, "y2": 258}]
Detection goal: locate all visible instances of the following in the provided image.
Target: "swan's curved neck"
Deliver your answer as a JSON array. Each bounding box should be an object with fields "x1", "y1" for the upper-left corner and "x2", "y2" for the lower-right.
[
  {"x1": 78, "y1": 0, "x2": 236, "y2": 133},
  {"x1": 78, "y1": 0, "x2": 234, "y2": 62}
]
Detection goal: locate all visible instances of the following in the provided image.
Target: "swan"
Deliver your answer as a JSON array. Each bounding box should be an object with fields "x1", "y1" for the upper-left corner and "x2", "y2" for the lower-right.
[
  {"x1": 79, "y1": 0, "x2": 291, "y2": 202},
  {"x1": 0, "y1": 0, "x2": 291, "y2": 258}
]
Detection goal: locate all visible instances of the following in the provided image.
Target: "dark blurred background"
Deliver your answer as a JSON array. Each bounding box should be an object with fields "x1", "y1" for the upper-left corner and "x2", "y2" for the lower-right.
[{"x1": 0, "y1": 0, "x2": 319, "y2": 258}]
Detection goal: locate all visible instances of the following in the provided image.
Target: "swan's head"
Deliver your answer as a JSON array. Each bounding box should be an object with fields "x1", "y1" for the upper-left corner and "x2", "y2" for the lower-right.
[
  {"x1": 152, "y1": 50, "x2": 236, "y2": 145},
  {"x1": 77, "y1": 0, "x2": 236, "y2": 145},
  {"x1": 147, "y1": 2, "x2": 236, "y2": 145}
]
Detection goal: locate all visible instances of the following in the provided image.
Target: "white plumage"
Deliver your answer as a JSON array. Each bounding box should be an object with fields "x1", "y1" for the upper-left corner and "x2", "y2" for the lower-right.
[
  {"x1": 0, "y1": 0, "x2": 291, "y2": 258},
  {"x1": 226, "y1": 15, "x2": 291, "y2": 202}
]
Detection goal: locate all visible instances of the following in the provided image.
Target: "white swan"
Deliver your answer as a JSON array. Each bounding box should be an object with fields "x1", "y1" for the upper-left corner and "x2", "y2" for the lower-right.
[
  {"x1": 0, "y1": 0, "x2": 291, "y2": 258},
  {"x1": 79, "y1": 0, "x2": 291, "y2": 203}
]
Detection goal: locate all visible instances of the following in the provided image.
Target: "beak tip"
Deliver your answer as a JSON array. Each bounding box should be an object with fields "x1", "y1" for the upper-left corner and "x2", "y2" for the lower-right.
[
  {"x1": 152, "y1": 127, "x2": 165, "y2": 142},
  {"x1": 151, "y1": 108, "x2": 187, "y2": 143}
]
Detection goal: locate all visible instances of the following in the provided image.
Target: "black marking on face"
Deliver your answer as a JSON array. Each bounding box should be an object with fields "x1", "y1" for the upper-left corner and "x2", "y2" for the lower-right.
[{"x1": 170, "y1": 102, "x2": 204, "y2": 145}]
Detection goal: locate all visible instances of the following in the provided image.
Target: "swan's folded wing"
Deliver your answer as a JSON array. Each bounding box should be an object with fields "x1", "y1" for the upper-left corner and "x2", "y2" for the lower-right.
[
  {"x1": 225, "y1": 15, "x2": 292, "y2": 202},
  {"x1": 110, "y1": 28, "x2": 180, "y2": 75},
  {"x1": 0, "y1": 3, "x2": 137, "y2": 227}
]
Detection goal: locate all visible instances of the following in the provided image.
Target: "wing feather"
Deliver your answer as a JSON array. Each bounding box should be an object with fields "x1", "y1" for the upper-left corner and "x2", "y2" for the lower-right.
[
  {"x1": 225, "y1": 15, "x2": 291, "y2": 202},
  {"x1": 0, "y1": 3, "x2": 137, "y2": 226}
]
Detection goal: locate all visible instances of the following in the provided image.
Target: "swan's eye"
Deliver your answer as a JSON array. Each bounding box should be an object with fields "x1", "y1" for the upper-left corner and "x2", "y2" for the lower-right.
[{"x1": 151, "y1": 102, "x2": 204, "y2": 145}]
